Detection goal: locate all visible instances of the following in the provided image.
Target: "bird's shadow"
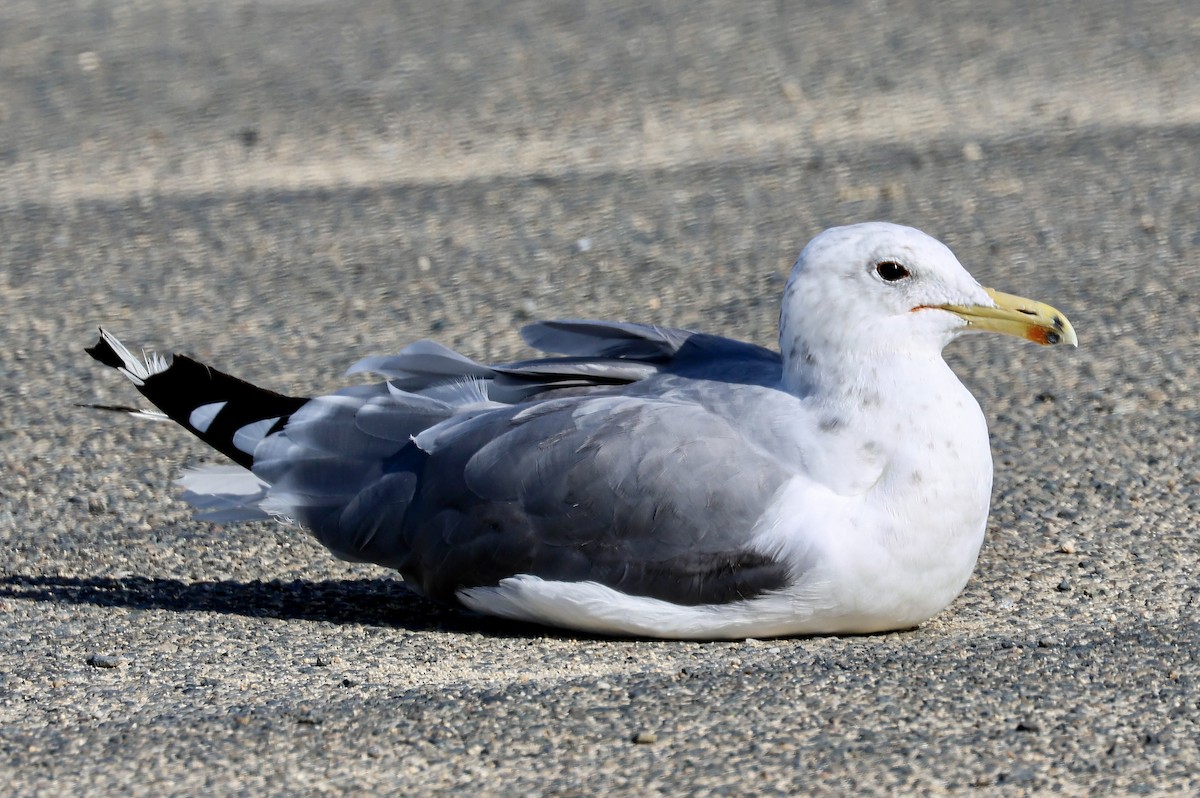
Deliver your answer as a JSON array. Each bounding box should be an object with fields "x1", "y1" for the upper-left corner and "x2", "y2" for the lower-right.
[{"x1": 0, "y1": 573, "x2": 557, "y2": 638}]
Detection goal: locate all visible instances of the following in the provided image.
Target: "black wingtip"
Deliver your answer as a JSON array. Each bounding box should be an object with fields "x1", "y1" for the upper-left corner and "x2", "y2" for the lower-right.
[
  {"x1": 85, "y1": 328, "x2": 124, "y2": 370},
  {"x1": 82, "y1": 326, "x2": 308, "y2": 468},
  {"x1": 76, "y1": 402, "x2": 146, "y2": 414}
]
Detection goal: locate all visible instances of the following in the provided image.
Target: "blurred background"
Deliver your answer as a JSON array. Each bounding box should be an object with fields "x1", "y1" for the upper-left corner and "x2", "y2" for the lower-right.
[
  {"x1": 2, "y1": 1, "x2": 1199, "y2": 794},
  {"x1": 3, "y1": 0, "x2": 1196, "y2": 372}
]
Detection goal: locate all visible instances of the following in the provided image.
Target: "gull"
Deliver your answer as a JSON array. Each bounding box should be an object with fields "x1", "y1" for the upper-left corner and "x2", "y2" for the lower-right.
[{"x1": 84, "y1": 222, "x2": 1076, "y2": 639}]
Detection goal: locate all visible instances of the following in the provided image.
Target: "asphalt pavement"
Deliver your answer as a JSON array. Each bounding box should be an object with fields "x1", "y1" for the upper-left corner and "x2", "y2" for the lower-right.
[{"x1": 1, "y1": 0, "x2": 1199, "y2": 794}]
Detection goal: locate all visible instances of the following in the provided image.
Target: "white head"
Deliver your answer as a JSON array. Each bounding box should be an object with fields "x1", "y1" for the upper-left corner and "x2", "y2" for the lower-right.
[{"x1": 779, "y1": 223, "x2": 1076, "y2": 383}]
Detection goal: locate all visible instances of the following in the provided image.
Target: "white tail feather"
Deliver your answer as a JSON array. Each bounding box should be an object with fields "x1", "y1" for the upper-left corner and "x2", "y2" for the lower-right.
[
  {"x1": 126, "y1": 408, "x2": 172, "y2": 422},
  {"x1": 176, "y1": 465, "x2": 271, "y2": 521},
  {"x1": 98, "y1": 328, "x2": 171, "y2": 386}
]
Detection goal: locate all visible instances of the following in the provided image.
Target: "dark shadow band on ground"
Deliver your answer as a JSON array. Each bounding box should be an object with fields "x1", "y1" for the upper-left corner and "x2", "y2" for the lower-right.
[
  {"x1": 0, "y1": 573, "x2": 562, "y2": 638},
  {"x1": 0, "y1": 573, "x2": 928, "y2": 643}
]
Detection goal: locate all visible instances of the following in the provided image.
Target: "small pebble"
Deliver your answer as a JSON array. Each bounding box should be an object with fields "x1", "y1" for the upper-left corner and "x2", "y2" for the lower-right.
[
  {"x1": 86, "y1": 654, "x2": 120, "y2": 669},
  {"x1": 1057, "y1": 578, "x2": 1071, "y2": 592},
  {"x1": 1058, "y1": 540, "x2": 1077, "y2": 554},
  {"x1": 632, "y1": 731, "x2": 657, "y2": 744}
]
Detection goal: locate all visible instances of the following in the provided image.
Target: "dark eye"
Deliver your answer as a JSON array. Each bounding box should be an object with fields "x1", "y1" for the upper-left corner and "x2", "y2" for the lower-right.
[{"x1": 875, "y1": 260, "x2": 910, "y2": 282}]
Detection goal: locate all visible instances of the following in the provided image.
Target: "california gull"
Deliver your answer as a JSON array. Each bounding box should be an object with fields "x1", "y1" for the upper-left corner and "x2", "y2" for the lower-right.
[{"x1": 84, "y1": 222, "x2": 1077, "y2": 639}]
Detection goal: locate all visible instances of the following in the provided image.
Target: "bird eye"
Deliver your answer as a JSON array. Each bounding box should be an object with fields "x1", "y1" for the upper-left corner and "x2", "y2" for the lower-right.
[{"x1": 875, "y1": 260, "x2": 910, "y2": 282}]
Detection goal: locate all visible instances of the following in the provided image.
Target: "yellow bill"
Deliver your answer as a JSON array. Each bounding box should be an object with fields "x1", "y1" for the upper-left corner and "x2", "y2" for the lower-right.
[{"x1": 939, "y1": 287, "x2": 1078, "y2": 347}]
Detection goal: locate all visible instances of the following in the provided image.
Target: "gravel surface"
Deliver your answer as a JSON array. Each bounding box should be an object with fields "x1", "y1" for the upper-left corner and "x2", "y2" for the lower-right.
[{"x1": 2, "y1": 1, "x2": 1199, "y2": 795}]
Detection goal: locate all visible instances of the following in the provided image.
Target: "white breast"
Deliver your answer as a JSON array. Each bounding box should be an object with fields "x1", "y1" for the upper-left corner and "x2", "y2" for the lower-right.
[{"x1": 753, "y1": 357, "x2": 994, "y2": 632}]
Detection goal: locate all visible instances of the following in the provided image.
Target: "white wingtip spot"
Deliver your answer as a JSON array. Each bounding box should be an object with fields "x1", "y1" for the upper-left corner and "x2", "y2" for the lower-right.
[
  {"x1": 232, "y1": 417, "x2": 280, "y2": 455},
  {"x1": 188, "y1": 401, "x2": 227, "y2": 433}
]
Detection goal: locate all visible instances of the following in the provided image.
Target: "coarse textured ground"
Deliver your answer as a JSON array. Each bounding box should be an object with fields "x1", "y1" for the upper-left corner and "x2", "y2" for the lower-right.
[{"x1": 2, "y1": 1, "x2": 1199, "y2": 795}]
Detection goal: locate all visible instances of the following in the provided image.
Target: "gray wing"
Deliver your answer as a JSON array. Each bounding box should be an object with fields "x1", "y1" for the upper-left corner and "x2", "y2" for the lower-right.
[
  {"x1": 231, "y1": 316, "x2": 796, "y2": 604},
  {"x1": 273, "y1": 392, "x2": 790, "y2": 606},
  {"x1": 519, "y1": 319, "x2": 694, "y2": 359},
  {"x1": 347, "y1": 319, "x2": 781, "y2": 401},
  {"x1": 245, "y1": 321, "x2": 791, "y2": 606}
]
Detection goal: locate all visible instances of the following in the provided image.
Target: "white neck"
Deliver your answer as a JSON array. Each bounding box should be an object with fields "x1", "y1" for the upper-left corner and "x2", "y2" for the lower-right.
[{"x1": 777, "y1": 340, "x2": 990, "y2": 499}]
